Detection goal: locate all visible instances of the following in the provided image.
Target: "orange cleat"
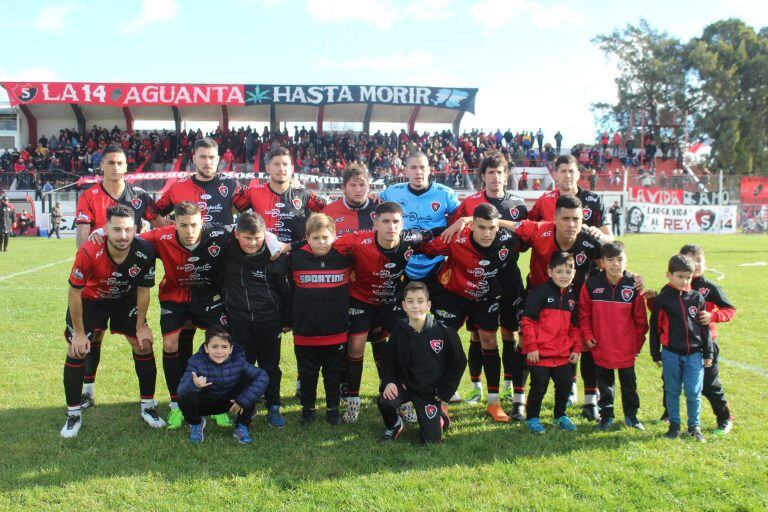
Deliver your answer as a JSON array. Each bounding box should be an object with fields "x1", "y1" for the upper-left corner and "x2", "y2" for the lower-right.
[{"x1": 486, "y1": 403, "x2": 510, "y2": 423}]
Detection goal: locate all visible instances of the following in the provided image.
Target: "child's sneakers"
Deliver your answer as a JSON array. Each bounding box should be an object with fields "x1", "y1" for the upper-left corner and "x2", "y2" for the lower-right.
[
  {"x1": 687, "y1": 425, "x2": 706, "y2": 443},
  {"x1": 326, "y1": 408, "x2": 341, "y2": 426},
  {"x1": 624, "y1": 415, "x2": 645, "y2": 431},
  {"x1": 166, "y1": 408, "x2": 184, "y2": 430},
  {"x1": 378, "y1": 419, "x2": 404, "y2": 443},
  {"x1": 714, "y1": 417, "x2": 733, "y2": 436},
  {"x1": 211, "y1": 413, "x2": 233, "y2": 428},
  {"x1": 659, "y1": 411, "x2": 670, "y2": 424},
  {"x1": 509, "y1": 403, "x2": 526, "y2": 422},
  {"x1": 397, "y1": 402, "x2": 418, "y2": 423},
  {"x1": 597, "y1": 417, "x2": 614, "y2": 431},
  {"x1": 486, "y1": 403, "x2": 510, "y2": 423},
  {"x1": 526, "y1": 418, "x2": 546, "y2": 434},
  {"x1": 232, "y1": 423, "x2": 253, "y2": 444},
  {"x1": 581, "y1": 404, "x2": 600, "y2": 422},
  {"x1": 464, "y1": 388, "x2": 483, "y2": 404},
  {"x1": 553, "y1": 416, "x2": 577, "y2": 431},
  {"x1": 266, "y1": 405, "x2": 286, "y2": 428},
  {"x1": 300, "y1": 408, "x2": 316, "y2": 426},
  {"x1": 188, "y1": 418, "x2": 206, "y2": 444},
  {"x1": 60, "y1": 413, "x2": 82, "y2": 438},
  {"x1": 343, "y1": 397, "x2": 361, "y2": 423},
  {"x1": 665, "y1": 422, "x2": 681, "y2": 439}
]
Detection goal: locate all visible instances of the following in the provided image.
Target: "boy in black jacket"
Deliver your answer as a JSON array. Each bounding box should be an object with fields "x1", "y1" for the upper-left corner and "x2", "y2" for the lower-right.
[
  {"x1": 649, "y1": 254, "x2": 713, "y2": 442},
  {"x1": 377, "y1": 281, "x2": 467, "y2": 444},
  {"x1": 178, "y1": 327, "x2": 270, "y2": 445},
  {"x1": 222, "y1": 212, "x2": 291, "y2": 429}
]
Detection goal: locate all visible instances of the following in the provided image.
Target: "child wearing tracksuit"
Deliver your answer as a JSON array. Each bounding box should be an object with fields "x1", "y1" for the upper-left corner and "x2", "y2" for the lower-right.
[
  {"x1": 579, "y1": 242, "x2": 648, "y2": 431},
  {"x1": 649, "y1": 254, "x2": 713, "y2": 442},
  {"x1": 290, "y1": 214, "x2": 352, "y2": 426},
  {"x1": 377, "y1": 281, "x2": 467, "y2": 444},
  {"x1": 177, "y1": 327, "x2": 270, "y2": 444},
  {"x1": 521, "y1": 252, "x2": 581, "y2": 434}
]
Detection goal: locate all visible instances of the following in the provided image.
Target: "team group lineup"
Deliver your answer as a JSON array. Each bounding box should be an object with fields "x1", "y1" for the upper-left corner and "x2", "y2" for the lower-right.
[{"x1": 58, "y1": 139, "x2": 736, "y2": 445}]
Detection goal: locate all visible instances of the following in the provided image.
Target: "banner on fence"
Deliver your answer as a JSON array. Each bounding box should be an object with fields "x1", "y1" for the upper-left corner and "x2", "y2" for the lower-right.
[{"x1": 625, "y1": 202, "x2": 737, "y2": 234}]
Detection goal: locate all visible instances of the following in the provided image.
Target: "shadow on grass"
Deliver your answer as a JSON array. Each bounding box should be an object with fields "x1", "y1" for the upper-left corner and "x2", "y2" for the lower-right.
[{"x1": 2, "y1": 397, "x2": 659, "y2": 493}]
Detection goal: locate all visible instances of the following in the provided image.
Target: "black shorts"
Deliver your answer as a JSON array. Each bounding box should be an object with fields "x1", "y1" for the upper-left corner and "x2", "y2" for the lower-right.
[
  {"x1": 159, "y1": 299, "x2": 226, "y2": 336},
  {"x1": 348, "y1": 297, "x2": 405, "y2": 341},
  {"x1": 432, "y1": 285, "x2": 500, "y2": 333},
  {"x1": 464, "y1": 269, "x2": 526, "y2": 333},
  {"x1": 65, "y1": 296, "x2": 139, "y2": 342}
]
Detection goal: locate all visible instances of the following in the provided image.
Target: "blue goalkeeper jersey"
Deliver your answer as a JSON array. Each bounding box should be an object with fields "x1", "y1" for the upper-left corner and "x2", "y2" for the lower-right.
[{"x1": 380, "y1": 181, "x2": 460, "y2": 279}]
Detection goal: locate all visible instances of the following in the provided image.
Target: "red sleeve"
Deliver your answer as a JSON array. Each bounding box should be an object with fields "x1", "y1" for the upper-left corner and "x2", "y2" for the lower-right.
[
  {"x1": 569, "y1": 324, "x2": 582, "y2": 354},
  {"x1": 633, "y1": 292, "x2": 649, "y2": 353},
  {"x1": 514, "y1": 220, "x2": 538, "y2": 244},
  {"x1": 150, "y1": 189, "x2": 174, "y2": 219},
  {"x1": 528, "y1": 197, "x2": 544, "y2": 222},
  {"x1": 520, "y1": 317, "x2": 538, "y2": 354},
  {"x1": 74, "y1": 193, "x2": 94, "y2": 226},
  {"x1": 578, "y1": 284, "x2": 595, "y2": 343},
  {"x1": 449, "y1": 200, "x2": 469, "y2": 223},
  {"x1": 139, "y1": 229, "x2": 160, "y2": 249},
  {"x1": 332, "y1": 232, "x2": 357, "y2": 256},
  {"x1": 68, "y1": 248, "x2": 92, "y2": 288},
  {"x1": 711, "y1": 306, "x2": 736, "y2": 324},
  {"x1": 308, "y1": 193, "x2": 327, "y2": 212},
  {"x1": 419, "y1": 236, "x2": 449, "y2": 258}
]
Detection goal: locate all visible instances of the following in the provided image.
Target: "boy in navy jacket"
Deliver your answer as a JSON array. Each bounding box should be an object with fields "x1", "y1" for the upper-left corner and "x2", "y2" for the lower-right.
[
  {"x1": 649, "y1": 254, "x2": 713, "y2": 442},
  {"x1": 178, "y1": 327, "x2": 269, "y2": 444}
]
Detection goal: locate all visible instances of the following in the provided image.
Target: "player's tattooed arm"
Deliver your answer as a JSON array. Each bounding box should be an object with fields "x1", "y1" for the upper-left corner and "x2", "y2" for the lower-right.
[{"x1": 76, "y1": 224, "x2": 91, "y2": 249}]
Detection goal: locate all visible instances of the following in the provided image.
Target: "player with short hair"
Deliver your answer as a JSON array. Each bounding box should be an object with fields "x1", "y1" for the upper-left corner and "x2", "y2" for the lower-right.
[{"x1": 322, "y1": 164, "x2": 376, "y2": 235}]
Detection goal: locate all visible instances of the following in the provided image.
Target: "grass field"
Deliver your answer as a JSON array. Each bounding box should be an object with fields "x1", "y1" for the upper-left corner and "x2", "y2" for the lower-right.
[{"x1": 1, "y1": 234, "x2": 767, "y2": 511}]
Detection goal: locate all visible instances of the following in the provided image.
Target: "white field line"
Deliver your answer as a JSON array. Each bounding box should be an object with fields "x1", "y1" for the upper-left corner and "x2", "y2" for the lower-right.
[
  {"x1": 0, "y1": 258, "x2": 73, "y2": 282},
  {"x1": 719, "y1": 358, "x2": 768, "y2": 379}
]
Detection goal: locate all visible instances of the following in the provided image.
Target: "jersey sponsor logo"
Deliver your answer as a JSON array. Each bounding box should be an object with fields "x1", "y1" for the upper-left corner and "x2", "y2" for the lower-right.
[
  {"x1": 384, "y1": 262, "x2": 397, "y2": 269},
  {"x1": 593, "y1": 287, "x2": 605, "y2": 294},
  {"x1": 479, "y1": 259, "x2": 490, "y2": 266},
  {"x1": 218, "y1": 185, "x2": 228, "y2": 197},
  {"x1": 201, "y1": 194, "x2": 212, "y2": 200},
  {"x1": 542, "y1": 230, "x2": 552, "y2": 238},
  {"x1": 488, "y1": 302, "x2": 500, "y2": 314},
  {"x1": 131, "y1": 197, "x2": 142, "y2": 210},
  {"x1": 267, "y1": 208, "x2": 281, "y2": 217},
  {"x1": 209, "y1": 230, "x2": 224, "y2": 237},
  {"x1": 469, "y1": 267, "x2": 485, "y2": 277},
  {"x1": 431, "y1": 201, "x2": 441, "y2": 212},
  {"x1": 335, "y1": 217, "x2": 345, "y2": 223},
  {"x1": 160, "y1": 233, "x2": 173, "y2": 240},
  {"x1": 275, "y1": 202, "x2": 285, "y2": 208},
  {"x1": 196, "y1": 201, "x2": 208, "y2": 211},
  {"x1": 128, "y1": 265, "x2": 141, "y2": 278},
  {"x1": 688, "y1": 306, "x2": 698, "y2": 318},
  {"x1": 699, "y1": 287, "x2": 710, "y2": 298},
  {"x1": 208, "y1": 243, "x2": 221, "y2": 257},
  {"x1": 92, "y1": 188, "x2": 99, "y2": 194},
  {"x1": 435, "y1": 309, "x2": 457, "y2": 319},
  {"x1": 292, "y1": 197, "x2": 303, "y2": 210},
  {"x1": 429, "y1": 339, "x2": 444, "y2": 354},
  {"x1": 424, "y1": 404, "x2": 438, "y2": 419},
  {"x1": 348, "y1": 308, "x2": 365, "y2": 316},
  {"x1": 146, "y1": 268, "x2": 155, "y2": 280},
  {"x1": 621, "y1": 288, "x2": 634, "y2": 301},
  {"x1": 547, "y1": 297, "x2": 555, "y2": 303},
  {"x1": 188, "y1": 256, "x2": 199, "y2": 262},
  {"x1": 298, "y1": 273, "x2": 347, "y2": 284},
  {"x1": 72, "y1": 268, "x2": 84, "y2": 280},
  {"x1": 361, "y1": 238, "x2": 373, "y2": 245},
  {"x1": 583, "y1": 207, "x2": 593, "y2": 221},
  {"x1": 76, "y1": 212, "x2": 90, "y2": 221},
  {"x1": 582, "y1": 240, "x2": 595, "y2": 249},
  {"x1": 202, "y1": 215, "x2": 213, "y2": 223},
  {"x1": 575, "y1": 252, "x2": 587, "y2": 266},
  {"x1": 112, "y1": 271, "x2": 122, "y2": 277},
  {"x1": 404, "y1": 248, "x2": 413, "y2": 260},
  {"x1": 135, "y1": 251, "x2": 147, "y2": 260},
  {"x1": 499, "y1": 248, "x2": 509, "y2": 261}
]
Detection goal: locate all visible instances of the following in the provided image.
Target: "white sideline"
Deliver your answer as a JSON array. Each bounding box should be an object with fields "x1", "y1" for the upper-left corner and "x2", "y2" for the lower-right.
[
  {"x1": 707, "y1": 267, "x2": 725, "y2": 281},
  {"x1": 0, "y1": 258, "x2": 73, "y2": 282},
  {"x1": 720, "y1": 358, "x2": 768, "y2": 379}
]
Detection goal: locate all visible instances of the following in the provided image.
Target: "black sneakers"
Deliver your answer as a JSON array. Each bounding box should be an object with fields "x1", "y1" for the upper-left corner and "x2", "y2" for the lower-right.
[
  {"x1": 326, "y1": 408, "x2": 341, "y2": 426},
  {"x1": 665, "y1": 422, "x2": 681, "y2": 439},
  {"x1": 688, "y1": 425, "x2": 706, "y2": 443},
  {"x1": 581, "y1": 404, "x2": 601, "y2": 422},
  {"x1": 299, "y1": 408, "x2": 316, "y2": 426},
  {"x1": 378, "y1": 420, "x2": 404, "y2": 443}
]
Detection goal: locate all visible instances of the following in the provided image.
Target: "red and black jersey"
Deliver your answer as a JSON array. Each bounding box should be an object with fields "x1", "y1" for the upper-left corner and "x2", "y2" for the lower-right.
[
  {"x1": 521, "y1": 279, "x2": 581, "y2": 367},
  {"x1": 322, "y1": 197, "x2": 376, "y2": 236},
  {"x1": 578, "y1": 271, "x2": 648, "y2": 369},
  {"x1": 289, "y1": 246, "x2": 352, "y2": 346},
  {"x1": 75, "y1": 183, "x2": 156, "y2": 233},
  {"x1": 451, "y1": 190, "x2": 528, "y2": 223},
  {"x1": 528, "y1": 187, "x2": 608, "y2": 227},
  {"x1": 69, "y1": 237, "x2": 156, "y2": 300},
  {"x1": 140, "y1": 225, "x2": 231, "y2": 303},
  {"x1": 421, "y1": 227, "x2": 519, "y2": 301},
  {"x1": 649, "y1": 284, "x2": 712, "y2": 362},
  {"x1": 515, "y1": 220, "x2": 602, "y2": 291},
  {"x1": 333, "y1": 229, "x2": 431, "y2": 305},
  {"x1": 147, "y1": 174, "x2": 243, "y2": 226},
  {"x1": 691, "y1": 275, "x2": 736, "y2": 338},
  {"x1": 234, "y1": 183, "x2": 326, "y2": 242}
]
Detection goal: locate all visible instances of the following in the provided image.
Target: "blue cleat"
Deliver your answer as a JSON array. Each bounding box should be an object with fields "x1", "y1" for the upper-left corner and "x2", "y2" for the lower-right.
[
  {"x1": 554, "y1": 416, "x2": 577, "y2": 432},
  {"x1": 189, "y1": 418, "x2": 206, "y2": 444},
  {"x1": 233, "y1": 423, "x2": 253, "y2": 444},
  {"x1": 266, "y1": 405, "x2": 286, "y2": 428},
  {"x1": 526, "y1": 418, "x2": 546, "y2": 434}
]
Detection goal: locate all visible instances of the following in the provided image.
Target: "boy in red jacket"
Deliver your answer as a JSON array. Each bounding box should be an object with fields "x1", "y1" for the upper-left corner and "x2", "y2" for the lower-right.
[
  {"x1": 521, "y1": 252, "x2": 580, "y2": 434},
  {"x1": 579, "y1": 242, "x2": 648, "y2": 431}
]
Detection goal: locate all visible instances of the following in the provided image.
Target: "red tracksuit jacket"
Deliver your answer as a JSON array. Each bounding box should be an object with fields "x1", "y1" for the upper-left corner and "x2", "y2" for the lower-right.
[
  {"x1": 521, "y1": 279, "x2": 581, "y2": 367},
  {"x1": 578, "y1": 271, "x2": 648, "y2": 369}
]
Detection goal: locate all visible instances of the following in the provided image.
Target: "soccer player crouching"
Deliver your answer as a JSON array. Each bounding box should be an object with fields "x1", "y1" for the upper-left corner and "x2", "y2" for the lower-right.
[
  {"x1": 177, "y1": 327, "x2": 269, "y2": 444},
  {"x1": 578, "y1": 242, "x2": 648, "y2": 431},
  {"x1": 290, "y1": 214, "x2": 352, "y2": 426},
  {"x1": 377, "y1": 281, "x2": 467, "y2": 444},
  {"x1": 521, "y1": 252, "x2": 581, "y2": 434},
  {"x1": 61, "y1": 205, "x2": 163, "y2": 438}
]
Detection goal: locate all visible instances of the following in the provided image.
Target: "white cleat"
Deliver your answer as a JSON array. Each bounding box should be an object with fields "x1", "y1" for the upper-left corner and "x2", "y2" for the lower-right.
[
  {"x1": 60, "y1": 414, "x2": 82, "y2": 438},
  {"x1": 141, "y1": 406, "x2": 167, "y2": 428}
]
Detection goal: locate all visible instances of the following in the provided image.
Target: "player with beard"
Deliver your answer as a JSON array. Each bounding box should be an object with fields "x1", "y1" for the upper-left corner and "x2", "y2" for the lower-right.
[{"x1": 322, "y1": 165, "x2": 376, "y2": 236}]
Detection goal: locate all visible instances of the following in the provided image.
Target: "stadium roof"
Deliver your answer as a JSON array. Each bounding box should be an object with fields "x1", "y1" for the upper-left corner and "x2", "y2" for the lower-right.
[{"x1": 1, "y1": 82, "x2": 478, "y2": 145}]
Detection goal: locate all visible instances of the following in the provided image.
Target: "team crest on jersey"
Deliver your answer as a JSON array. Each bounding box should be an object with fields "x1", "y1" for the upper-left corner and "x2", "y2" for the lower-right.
[
  {"x1": 292, "y1": 197, "x2": 303, "y2": 210},
  {"x1": 509, "y1": 207, "x2": 520, "y2": 220},
  {"x1": 621, "y1": 288, "x2": 634, "y2": 301},
  {"x1": 404, "y1": 248, "x2": 414, "y2": 261},
  {"x1": 424, "y1": 404, "x2": 438, "y2": 419},
  {"x1": 568, "y1": 299, "x2": 575, "y2": 309},
  {"x1": 429, "y1": 339, "x2": 444, "y2": 354},
  {"x1": 128, "y1": 265, "x2": 141, "y2": 278},
  {"x1": 218, "y1": 185, "x2": 228, "y2": 197},
  {"x1": 498, "y1": 248, "x2": 509, "y2": 261},
  {"x1": 688, "y1": 306, "x2": 698, "y2": 318},
  {"x1": 583, "y1": 207, "x2": 593, "y2": 221},
  {"x1": 131, "y1": 197, "x2": 142, "y2": 209},
  {"x1": 699, "y1": 287, "x2": 710, "y2": 298},
  {"x1": 431, "y1": 201, "x2": 440, "y2": 212},
  {"x1": 575, "y1": 252, "x2": 587, "y2": 266},
  {"x1": 208, "y1": 243, "x2": 221, "y2": 257}
]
